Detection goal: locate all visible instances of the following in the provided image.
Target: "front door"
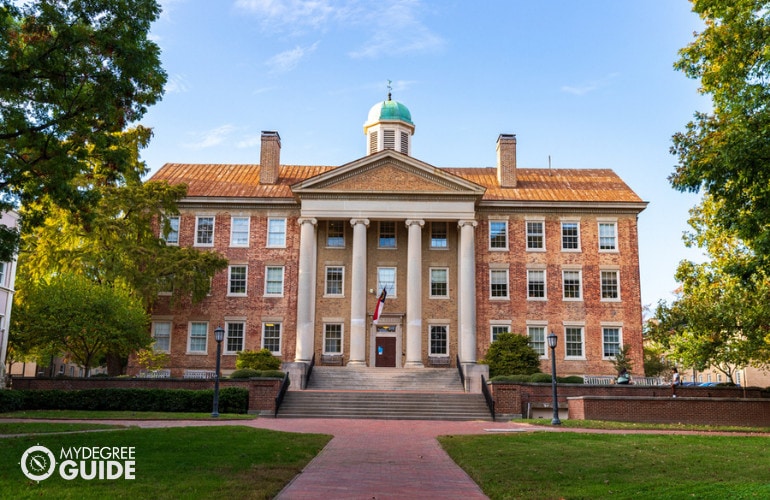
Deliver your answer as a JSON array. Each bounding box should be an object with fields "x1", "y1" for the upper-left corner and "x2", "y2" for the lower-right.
[{"x1": 375, "y1": 336, "x2": 396, "y2": 367}]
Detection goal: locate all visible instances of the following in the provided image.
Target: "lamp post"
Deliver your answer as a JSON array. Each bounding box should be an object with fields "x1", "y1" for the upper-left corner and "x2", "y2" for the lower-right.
[
  {"x1": 547, "y1": 331, "x2": 561, "y2": 425},
  {"x1": 211, "y1": 326, "x2": 225, "y2": 418}
]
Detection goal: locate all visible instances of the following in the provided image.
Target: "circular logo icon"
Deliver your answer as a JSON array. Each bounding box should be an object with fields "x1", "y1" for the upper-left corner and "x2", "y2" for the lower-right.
[{"x1": 20, "y1": 444, "x2": 56, "y2": 482}]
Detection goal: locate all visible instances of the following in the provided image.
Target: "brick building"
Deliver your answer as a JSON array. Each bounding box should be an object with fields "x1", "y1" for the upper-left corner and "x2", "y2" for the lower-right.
[
  {"x1": 0, "y1": 210, "x2": 19, "y2": 387},
  {"x1": 141, "y1": 96, "x2": 647, "y2": 386}
]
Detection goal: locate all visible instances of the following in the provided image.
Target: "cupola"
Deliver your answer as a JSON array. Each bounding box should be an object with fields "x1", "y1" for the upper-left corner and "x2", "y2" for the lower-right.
[{"x1": 363, "y1": 92, "x2": 415, "y2": 156}]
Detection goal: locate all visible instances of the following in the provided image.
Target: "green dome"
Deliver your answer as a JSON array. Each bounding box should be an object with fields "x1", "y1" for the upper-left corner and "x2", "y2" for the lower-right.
[{"x1": 366, "y1": 98, "x2": 413, "y2": 126}]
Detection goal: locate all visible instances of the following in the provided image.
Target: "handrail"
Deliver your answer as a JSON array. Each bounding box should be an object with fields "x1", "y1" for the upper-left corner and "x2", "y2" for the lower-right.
[
  {"x1": 274, "y1": 374, "x2": 290, "y2": 418},
  {"x1": 304, "y1": 353, "x2": 315, "y2": 389},
  {"x1": 456, "y1": 354, "x2": 465, "y2": 389},
  {"x1": 480, "y1": 374, "x2": 496, "y2": 421}
]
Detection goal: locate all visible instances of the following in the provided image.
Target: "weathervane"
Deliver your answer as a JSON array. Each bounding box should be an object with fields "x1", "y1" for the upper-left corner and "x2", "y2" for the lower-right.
[{"x1": 387, "y1": 79, "x2": 392, "y2": 100}]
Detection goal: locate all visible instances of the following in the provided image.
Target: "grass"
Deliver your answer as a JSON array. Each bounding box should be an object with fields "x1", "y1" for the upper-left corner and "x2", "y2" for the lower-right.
[
  {"x1": 0, "y1": 410, "x2": 257, "y2": 420},
  {"x1": 439, "y1": 431, "x2": 770, "y2": 499},
  {"x1": 521, "y1": 418, "x2": 770, "y2": 433},
  {"x1": 1, "y1": 425, "x2": 331, "y2": 500},
  {"x1": 0, "y1": 422, "x2": 127, "y2": 435}
]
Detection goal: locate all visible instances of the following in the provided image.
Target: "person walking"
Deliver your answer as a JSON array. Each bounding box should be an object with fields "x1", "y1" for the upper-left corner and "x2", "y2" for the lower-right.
[{"x1": 671, "y1": 367, "x2": 680, "y2": 397}]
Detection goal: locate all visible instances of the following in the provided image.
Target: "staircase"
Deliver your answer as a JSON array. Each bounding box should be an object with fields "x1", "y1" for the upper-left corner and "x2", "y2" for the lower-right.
[{"x1": 277, "y1": 367, "x2": 493, "y2": 421}]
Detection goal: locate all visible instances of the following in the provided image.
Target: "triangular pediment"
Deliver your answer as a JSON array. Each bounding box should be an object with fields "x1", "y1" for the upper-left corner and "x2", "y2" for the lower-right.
[{"x1": 291, "y1": 150, "x2": 485, "y2": 198}]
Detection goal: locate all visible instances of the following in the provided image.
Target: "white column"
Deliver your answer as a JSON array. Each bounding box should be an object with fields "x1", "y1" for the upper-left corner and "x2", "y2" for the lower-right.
[
  {"x1": 405, "y1": 219, "x2": 425, "y2": 368},
  {"x1": 294, "y1": 217, "x2": 317, "y2": 363},
  {"x1": 348, "y1": 218, "x2": 369, "y2": 366},
  {"x1": 458, "y1": 220, "x2": 477, "y2": 363}
]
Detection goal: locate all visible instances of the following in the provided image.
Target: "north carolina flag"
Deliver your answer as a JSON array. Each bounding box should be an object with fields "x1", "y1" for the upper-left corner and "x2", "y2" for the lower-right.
[{"x1": 372, "y1": 288, "x2": 387, "y2": 324}]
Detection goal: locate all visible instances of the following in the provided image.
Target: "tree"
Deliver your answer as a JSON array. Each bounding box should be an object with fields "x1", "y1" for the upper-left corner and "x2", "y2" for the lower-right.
[
  {"x1": 482, "y1": 332, "x2": 541, "y2": 378},
  {"x1": 671, "y1": 0, "x2": 770, "y2": 272},
  {"x1": 610, "y1": 344, "x2": 634, "y2": 375},
  {"x1": 0, "y1": 0, "x2": 166, "y2": 258},
  {"x1": 11, "y1": 274, "x2": 151, "y2": 376}
]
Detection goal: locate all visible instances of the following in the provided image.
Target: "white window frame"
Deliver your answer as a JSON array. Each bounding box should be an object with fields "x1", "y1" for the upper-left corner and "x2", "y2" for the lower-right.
[
  {"x1": 225, "y1": 321, "x2": 245, "y2": 354},
  {"x1": 323, "y1": 323, "x2": 343, "y2": 354},
  {"x1": 0, "y1": 262, "x2": 5, "y2": 286},
  {"x1": 261, "y1": 322, "x2": 282, "y2": 354},
  {"x1": 564, "y1": 325, "x2": 585, "y2": 360},
  {"x1": 561, "y1": 220, "x2": 581, "y2": 252},
  {"x1": 429, "y1": 324, "x2": 449, "y2": 356},
  {"x1": 326, "y1": 220, "x2": 345, "y2": 248},
  {"x1": 195, "y1": 216, "x2": 215, "y2": 247},
  {"x1": 489, "y1": 268, "x2": 509, "y2": 299},
  {"x1": 228, "y1": 265, "x2": 248, "y2": 296},
  {"x1": 562, "y1": 268, "x2": 583, "y2": 301},
  {"x1": 230, "y1": 216, "x2": 250, "y2": 247},
  {"x1": 489, "y1": 220, "x2": 508, "y2": 250},
  {"x1": 163, "y1": 216, "x2": 180, "y2": 245},
  {"x1": 152, "y1": 321, "x2": 171, "y2": 352},
  {"x1": 266, "y1": 218, "x2": 287, "y2": 248},
  {"x1": 602, "y1": 325, "x2": 623, "y2": 359},
  {"x1": 527, "y1": 268, "x2": 546, "y2": 300},
  {"x1": 378, "y1": 221, "x2": 397, "y2": 249},
  {"x1": 598, "y1": 220, "x2": 618, "y2": 252},
  {"x1": 429, "y1": 267, "x2": 449, "y2": 298},
  {"x1": 324, "y1": 266, "x2": 345, "y2": 297},
  {"x1": 490, "y1": 321, "x2": 511, "y2": 343},
  {"x1": 430, "y1": 221, "x2": 448, "y2": 249},
  {"x1": 527, "y1": 324, "x2": 548, "y2": 358},
  {"x1": 377, "y1": 267, "x2": 397, "y2": 297},
  {"x1": 525, "y1": 218, "x2": 545, "y2": 251},
  {"x1": 264, "y1": 266, "x2": 285, "y2": 297},
  {"x1": 187, "y1": 321, "x2": 208, "y2": 354},
  {"x1": 600, "y1": 269, "x2": 621, "y2": 301}
]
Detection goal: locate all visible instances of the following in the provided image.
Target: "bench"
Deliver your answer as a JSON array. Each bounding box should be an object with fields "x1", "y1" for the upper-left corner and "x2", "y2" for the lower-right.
[
  {"x1": 137, "y1": 369, "x2": 171, "y2": 379},
  {"x1": 183, "y1": 369, "x2": 216, "y2": 379},
  {"x1": 320, "y1": 354, "x2": 344, "y2": 366},
  {"x1": 428, "y1": 356, "x2": 450, "y2": 367}
]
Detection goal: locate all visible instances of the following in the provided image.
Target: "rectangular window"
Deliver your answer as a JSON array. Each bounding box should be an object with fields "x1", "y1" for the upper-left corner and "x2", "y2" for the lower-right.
[
  {"x1": 377, "y1": 267, "x2": 397, "y2": 297},
  {"x1": 226, "y1": 322, "x2": 245, "y2": 353},
  {"x1": 601, "y1": 270, "x2": 620, "y2": 300},
  {"x1": 327, "y1": 221, "x2": 345, "y2": 247},
  {"x1": 378, "y1": 221, "x2": 396, "y2": 248},
  {"x1": 563, "y1": 270, "x2": 582, "y2": 300},
  {"x1": 603, "y1": 327, "x2": 621, "y2": 358},
  {"x1": 230, "y1": 217, "x2": 250, "y2": 247},
  {"x1": 325, "y1": 266, "x2": 344, "y2": 296},
  {"x1": 262, "y1": 322, "x2": 281, "y2": 354},
  {"x1": 324, "y1": 323, "x2": 342, "y2": 354},
  {"x1": 0, "y1": 262, "x2": 5, "y2": 286},
  {"x1": 228, "y1": 265, "x2": 248, "y2": 295},
  {"x1": 527, "y1": 269, "x2": 546, "y2": 299},
  {"x1": 163, "y1": 216, "x2": 179, "y2": 245},
  {"x1": 561, "y1": 221, "x2": 580, "y2": 251},
  {"x1": 430, "y1": 222, "x2": 448, "y2": 248},
  {"x1": 430, "y1": 325, "x2": 448, "y2": 355},
  {"x1": 490, "y1": 269, "x2": 509, "y2": 298},
  {"x1": 599, "y1": 222, "x2": 618, "y2": 251},
  {"x1": 526, "y1": 220, "x2": 544, "y2": 250},
  {"x1": 528, "y1": 326, "x2": 546, "y2": 357},
  {"x1": 265, "y1": 266, "x2": 284, "y2": 296},
  {"x1": 491, "y1": 325, "x2": 509, "y2": 343},
  {"x1": 565, "y1": 327, "x2": 584, "y2": 358},
  {"x1": 195, "y1": 216, "x2": 214, "y2": 246},
  {"x1": 384, "y1": 129, "x2": 395, "y2": 149},
  {"x1": 430, "y1": 268, "x2": 448, "y2": 297},
  {"x1": 152, "y1": 321, "x2": 171, "y2": 352},
  {"x1": 267, "y1": 218, "x2": 286, "y2": 247},
  {"x1": 489, "y1": 221, "x2": 508, "y2": 249},
  {"x1": 188, "y1": 322, "x2": 208, "y2": 353}
]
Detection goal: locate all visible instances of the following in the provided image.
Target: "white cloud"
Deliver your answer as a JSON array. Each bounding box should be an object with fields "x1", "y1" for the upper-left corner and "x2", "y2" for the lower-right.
[
  {"x1": 234, "y1": 0, "x2": 335, "y2": 30},
  {"x1": 183, "y1": 125, "x2": 236, "y2": 150},
  {"x1": 561, "y1": 73, "x2": 620, "y2": 96},
  {"x1": 266, "y1": 42, "x2": 320, "y2": 74},
  {"x1": 165, "y1": 74, "x2": 191, "y2": 94}
]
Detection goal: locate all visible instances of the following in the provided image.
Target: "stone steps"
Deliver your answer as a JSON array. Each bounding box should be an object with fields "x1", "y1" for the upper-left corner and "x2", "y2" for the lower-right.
[{"x1": 306, "y1": 366, "x2": 464, "y2": 392}]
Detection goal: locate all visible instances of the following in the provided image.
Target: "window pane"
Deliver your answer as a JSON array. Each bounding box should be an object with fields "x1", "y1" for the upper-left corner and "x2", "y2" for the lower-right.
[
  {"x1": 563, "y1": 270, "x2": 581, "y2": 299},
  {"x1": 526, "y1": 221, "x2": 543, "y2": 249},
  {"x1": 527, "y1": 270, "x2": 545, "y2": 298},
  {"x1": 153, "y1": 322, "x2": 171, "y2": 351},
  {"x1": 196, "y1": 217, "x2": 214, "y2": 245},
  {"x1": 327, "y1": 221, "x2": 344, "y2": 247},
  {"x1": 603, "y1": 327, "x2": 620, "y2": 358},
  {"x1": 227, "y1": 323, "x2": 245, "y2": 352},
  {"x1": 326, "y1": 267, "x2": 343, "y2": 295},
  {"x1": 231, "y1": 217, "x2": 249, "y2": 246},
  {"x1": 490, "y1": 269, "x2": 508, "y2": 297},
  {"x1": 189, "y1": 322, "x2": 207, "y2": 352},
  {"x1": 491, "y1": 325, "x2": 509, "y2": 342},
  {"x1": 430, "y1": 325, "x2": 448, "y2": 355},
  {"x1": 229, "y1": 266, "x2": 247, "y2": 294},
  {"x1": 267, "y1": 218, "x2": 286, "y2": 247},
  {"x1": 430, "y1": 268, "x2": 448, "y2": 297},
  {"x1": 562, "y1": 222, "x2": 579, "y2": 250},
  {"x1": 324, "y1": 324, "x2": 342, "y2": 353},
  {"x1": 528, "y1": 326, "x2": 546, "y2": 356},
  {"x1": 490, "y1": 221, "x2": 507, "y2": 248},
  {"x1": 601, "y1": 270, "x2": 619, "y2": 299},
  {"x1": 431, "y1": 222, "x2": 448, "y2": 248},
  {"x1": 263, "y1": 323, "x2": 281, "y2": 353},
  {"x1": 265, "y1": 267, "x2": 284, "y2": 295},
  {"x1": 599, "y1": 223, "x2": 617, "y2": 250},
  {"x1": 377, "y1": 267, "x2": 396, "y2": 296},
  {"x1": 566, "y1": 327, "x2": 583, "y2": 357},
  {"x1": 379, "y1": 221, "x2": 396, "y2": 248},
  {"x1": 164, "y1": 217, "x2": 179, "y2": 244}
]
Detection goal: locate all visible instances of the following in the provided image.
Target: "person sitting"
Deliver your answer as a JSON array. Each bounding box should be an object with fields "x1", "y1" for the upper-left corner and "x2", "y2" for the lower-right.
[{"x1": 616, "y1": 368, "x2": 631, "y2": 385}]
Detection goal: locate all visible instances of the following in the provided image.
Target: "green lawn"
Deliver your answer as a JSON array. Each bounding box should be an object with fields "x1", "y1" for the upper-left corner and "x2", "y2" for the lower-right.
[
  {"x1": 0, "y1": 422, "x2": 126, "y2": 435},
  {"x1": 1, "y1": 426, "x2": 331, "y2": 499},
  {"x1": 439, "y1": 431, "x2": 770, "y2": 499},
  {"x1": 1, "y1": 410, "x2": 256, "y2": 420}
]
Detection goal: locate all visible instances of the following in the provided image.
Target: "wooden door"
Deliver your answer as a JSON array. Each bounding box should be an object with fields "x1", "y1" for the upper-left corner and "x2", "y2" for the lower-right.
[{"x1": 375, "y1": 337, "x2": 396, "y2": 367}]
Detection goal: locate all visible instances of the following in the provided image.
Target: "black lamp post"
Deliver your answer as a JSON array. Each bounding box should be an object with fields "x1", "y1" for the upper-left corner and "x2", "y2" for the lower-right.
[
  {"x1": 547, "y1": 331, "x2": 561, "y2": 425},
  {"x1": 211, "y1": 326, "x2": 225, "y2": 418}
]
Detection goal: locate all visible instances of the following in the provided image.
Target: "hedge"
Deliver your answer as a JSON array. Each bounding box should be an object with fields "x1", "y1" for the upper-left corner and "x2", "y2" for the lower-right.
[{"x1": 0, "y1": 387, "x2": 249, "y2": 414}]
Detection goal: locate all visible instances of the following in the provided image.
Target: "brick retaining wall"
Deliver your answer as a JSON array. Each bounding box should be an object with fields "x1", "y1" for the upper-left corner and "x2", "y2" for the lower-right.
[{"x1": 9, "y1": 377, "x2": 282, "y2": 415}]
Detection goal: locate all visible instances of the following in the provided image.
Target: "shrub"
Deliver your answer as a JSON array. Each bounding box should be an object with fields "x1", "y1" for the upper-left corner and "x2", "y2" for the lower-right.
[
  {"x1": 490, "y1": 374, "x2": 536, "y2": 383},
  {"x1": 260, "y1": 370, "x2": 286, "y2": 379},
  {"x1": 559, "y1": 375, "x2": 584, "y2": 384},
  {"x1": 230, "y1": 368, "x2": 262, "y2": 379},
  {"x1": 482, "y1": 333, "x2": 541, "y2": 378},
  {"x1": 0, "y1": 390, "x2": 26, "y2": 412},
  {"x1": 236, "y1": 349, "x2": 281, "y2": 370},
  {"x1": 530, "y1": 373, "x2": 554, "y2": 383}
]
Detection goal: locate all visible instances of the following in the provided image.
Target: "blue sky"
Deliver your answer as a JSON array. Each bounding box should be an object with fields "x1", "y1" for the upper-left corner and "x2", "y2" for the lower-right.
[{"x1": 140, "y1": 0, "x2": 708, "y2": 310}]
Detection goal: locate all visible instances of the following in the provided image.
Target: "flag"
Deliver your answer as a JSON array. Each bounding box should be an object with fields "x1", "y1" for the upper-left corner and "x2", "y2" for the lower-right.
[{"x1": 372, "y1": 288, "x2": 387, "y2": 324}]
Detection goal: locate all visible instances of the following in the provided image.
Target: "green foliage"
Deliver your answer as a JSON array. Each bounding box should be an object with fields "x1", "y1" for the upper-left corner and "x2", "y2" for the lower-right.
[
  {"x1": 135, "y1": 346, "x2": 170, "y2": 372},
  {"x1": 11, "y1": 273, "x2": 151, "y2": 375},
  {"x1": 236, "y1": 349, "x2": 282, "y2": 371},
  {"x1": 643, "y1": 342, "x2": 671, "y2": 377},
  {"x1": 0, "y1": 0, "x2": 167, "y2": 258},
  {"x1": 559, "y1": 375, "x2": 585, "y2": 384},
  {"x1": 229, "y1": 368, "x2": 261, "y2": 379},
  {"x1": 490, "y1": 374, "x2": 535, "y2": 383},
  {"x1": 482, "y1": 332, "x2": 541, "y2": 378},
  {"x1": 5, "y1": 387, "x2": 249, "y2": 414},
  {"x1": 530, "y1": 373, "x2": 554, "y2": 383},
  {"x1": 610, "y1": 344, "x2": 634, "y2": 374}
]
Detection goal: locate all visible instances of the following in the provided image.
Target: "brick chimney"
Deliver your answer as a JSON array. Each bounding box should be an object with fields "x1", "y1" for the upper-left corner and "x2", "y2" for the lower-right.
[
  {"x1": 496, "y1": 133, "x2": 517, "y2": 188},
  {"x1": 260, "y1": 131, "x2": 281, "y2": 185}
]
